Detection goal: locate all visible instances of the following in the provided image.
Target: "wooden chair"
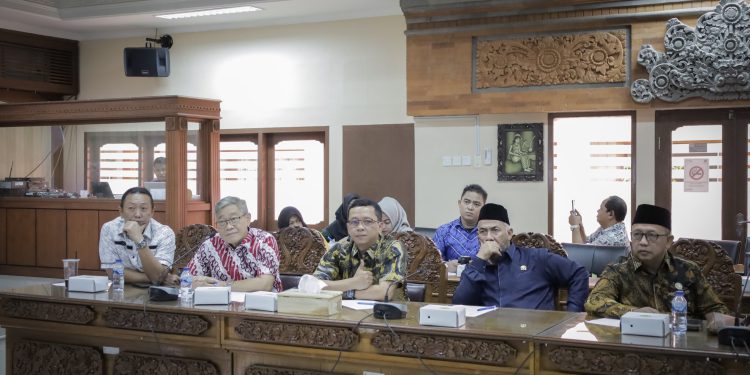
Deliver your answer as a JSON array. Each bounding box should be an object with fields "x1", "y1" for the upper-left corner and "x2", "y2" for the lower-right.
[
  {"x1": 275, "y1": 227, "x2": 328, "y2": 290},
  {"x1": 670, "y1": 238, "x2": 742, "y2": 310},
  {"x1": 391, "y1": 231, "x2": 447, "y2": 303},
  {"x1": 173, "y1": 224, "x2": 217, "y2": 273},
  {"x1": 511, "y1": 232, "x2": 568, "y2": 258}
]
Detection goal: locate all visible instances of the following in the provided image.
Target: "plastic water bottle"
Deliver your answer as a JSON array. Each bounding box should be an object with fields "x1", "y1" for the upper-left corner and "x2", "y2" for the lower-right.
[
  {"x1": 671, "y1": 290, "x2": 687, "y2": 334},
  {"x1": 112, "y1": 259, "x2": 125, "y2": 292},
  {"x1": 179, "y1": 267, "x2": 192, "y2": 302}
]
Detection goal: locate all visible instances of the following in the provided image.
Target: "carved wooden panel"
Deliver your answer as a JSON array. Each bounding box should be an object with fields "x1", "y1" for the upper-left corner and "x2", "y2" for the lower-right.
[
  {"x1": 234, "y1": 319, "x2": 358, "y2": 350},
  {"x1": 276, "y1": 227, "x2": 328, "y2": 274},
  {"x1": 103, "y1": 307, "x2": 210, "y2": 336},
  {"x1": 246, "y1": 364, "x2": 343, "y2": 375},
  {"x1": 512, "y1": 232, "x2": 567, "y2": 258},
  {"x1": 475, "y1": 29, "x2": 627, "y2": 90},
  {"x1": 670, "y1": 238, "x2": 742, "y2": 309},
  {"x1": 173, "y1": 224, "x2": 217, "y2": 273},
  {"x1": 114, "y1": 352, "x2": 218, "y2": 375},
  {"x1": 395, "y1": 231, "x2": 442, "y2": 283},
  {"x1": 0, "y1": 299, "x2": 94, "y2": 324},
  {"x1": 546, "y1": 345, "x2": 724, "y2": 375},
  {"x1": 13, "y1": 340, "x2": 102, "y2": 375},
  {"x1": 371, "y1": 331, "x2": 517, "y2": 365}
]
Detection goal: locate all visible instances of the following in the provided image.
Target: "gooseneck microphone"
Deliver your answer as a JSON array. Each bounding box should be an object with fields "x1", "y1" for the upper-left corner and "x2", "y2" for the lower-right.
[
  {"x1": 373, "y1": 270, "x2": 422, "y2": 320},
  {"x1": 717, "y1": 269, "x2": 750, "y2": 349},
  {"x1": 148, "y1": 245, "x2": 202, "y2": 301}
]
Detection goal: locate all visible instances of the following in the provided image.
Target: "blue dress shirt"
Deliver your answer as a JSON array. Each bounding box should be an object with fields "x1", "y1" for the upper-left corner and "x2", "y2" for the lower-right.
[
  {"x1": 432, "y1": 218, "x2": 479, "y2": 261},
  {"x1": 452, "y1": 244, "x2": 589, "y2": 312}
]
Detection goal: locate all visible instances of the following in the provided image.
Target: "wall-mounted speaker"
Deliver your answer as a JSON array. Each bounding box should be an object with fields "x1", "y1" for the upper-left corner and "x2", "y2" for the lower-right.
[{"x1": 123, "y1": 47, "x2": 170, "y2": 77}]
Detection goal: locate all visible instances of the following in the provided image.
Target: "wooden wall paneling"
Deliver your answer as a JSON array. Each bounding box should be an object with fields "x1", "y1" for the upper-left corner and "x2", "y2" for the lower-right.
[
  {"x1": 6, "y1": 209, "x2": 36, "y2": 266},
  {"x1": 0, "y1": 208, "x2": 6, "y2": 264},
  {"x1": 67, "y1": 210, "x2": 101, "y2": 271},
  {"x1": 98, "y1": 211, "x2": 119, "y2": 230},
  {"x1": 343, "y1": 124, "x2": 416, "y2": 225},
  {"x1": 35, "y1": 209, "x2": 67, "y2": 268},
  {"x1": 166, "y1": 116, "x2": 188, "y2": 231},
  {"x1": 203, "y1": 119, "x2": 221, "y2": 225}
]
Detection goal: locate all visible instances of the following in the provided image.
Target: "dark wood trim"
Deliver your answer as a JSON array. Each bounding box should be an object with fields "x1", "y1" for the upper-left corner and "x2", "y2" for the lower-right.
[
  {"x1": 257, "y1": 133, "x2": 269, "y2": 229},
  {"x1": 547, "y1": 113, "x2": 555, "y2": 234},
  {"x1": 166, "y1": 116, "x2": 188, "y2": 230}
]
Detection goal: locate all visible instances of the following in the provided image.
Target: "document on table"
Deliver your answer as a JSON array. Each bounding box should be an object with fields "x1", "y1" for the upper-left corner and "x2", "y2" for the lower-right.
[
  {"x1": 230, "y1": 292, "x2": 246, "y2": 303},
  {"x1": 342, "y1": 300, "x2": 377, "y2": 310},
  {"x1": 585, "y1": 318, "x2": 620, "y2": 328},
  {"x1": 462, "y1": 305, "x2": 497, "y2": 317}
]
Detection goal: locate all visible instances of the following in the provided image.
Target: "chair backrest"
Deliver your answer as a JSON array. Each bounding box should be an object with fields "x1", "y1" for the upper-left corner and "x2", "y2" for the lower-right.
[
  {"x1": 590, "y1": 245, "x2": 629, "y2": 276},
  {"x1": 512, "y1": 232, "x2": 567, "y2": 258},
  {"x1": 173, "y1": 224, "x2": 217, "y2": 272},
  {"x1": 275, "y1": 227, "x2": 328, "y2": 275},
  {"x1": 670, "y1": 238, "x2": 742, "y2": 309},
  {"x1": 391, "y1": 231, "x2": 447, "y2": 303},
  {"x1": 413, "y1": 227, "x2": 437, "y2": 239},
  {"x1": 710, "y1": 239, "x2": 740, "y2": 264}
]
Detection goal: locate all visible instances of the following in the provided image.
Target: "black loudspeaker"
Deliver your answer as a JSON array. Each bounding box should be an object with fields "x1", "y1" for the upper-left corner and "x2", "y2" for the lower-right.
[{"x1": 123, "y1": 47, "x2": 170, "y2": 77}]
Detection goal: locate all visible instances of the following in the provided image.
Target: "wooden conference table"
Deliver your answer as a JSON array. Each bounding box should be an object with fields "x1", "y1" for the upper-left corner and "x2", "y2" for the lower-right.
[{"x1": 0, "y1": 283, "x2": 748, "y2": 375}]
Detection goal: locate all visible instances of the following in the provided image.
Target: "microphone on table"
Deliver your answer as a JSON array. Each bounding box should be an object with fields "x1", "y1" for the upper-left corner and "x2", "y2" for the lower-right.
[
  {"x1": 373, "y1": 270, "x2": 422, "y2": 320},
  {"x1": 148, "y1": 247, "x2": 200, "y2": 301},
  {"x1": 717, "y1": 267, "x2": 750, "y2": 349}
]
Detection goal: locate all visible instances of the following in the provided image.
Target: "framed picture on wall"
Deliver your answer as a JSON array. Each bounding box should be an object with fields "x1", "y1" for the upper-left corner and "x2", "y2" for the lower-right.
[{"x1": 497, "y1": 123, "x2": 543, "y2": 181}]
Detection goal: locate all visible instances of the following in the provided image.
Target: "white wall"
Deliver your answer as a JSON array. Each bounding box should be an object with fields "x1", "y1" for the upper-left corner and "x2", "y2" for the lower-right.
[{"x1": 77, "y1": 16, "x2": 411, "y2": 218}]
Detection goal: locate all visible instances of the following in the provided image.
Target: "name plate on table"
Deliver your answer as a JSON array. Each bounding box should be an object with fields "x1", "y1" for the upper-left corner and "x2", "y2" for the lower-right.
[{"x1": 277, "y1": 289, "x2": 342, "y2": 316}]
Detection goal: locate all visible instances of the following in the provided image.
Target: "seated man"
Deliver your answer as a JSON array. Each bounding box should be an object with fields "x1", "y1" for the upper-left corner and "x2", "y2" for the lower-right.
[
  {"x1": 152, "y1": 157, "x2": 167, "y2": 182},
  {"x1": 99, "y1": 187, "x2": 177, "y2": 285},
  {"x1": 585, "y1": 204, "x2": 733, "y2": 330},
  {"x1": 569, "y1": 195, "x2": 629, "y2": 246},
  {"x1": 452, "y1": 203, "x2": 589, "y2": 311},
  {"x1": 433, "y1": 184, "x2": 487, "y2": 272},
  {"x1": 313, "y1": 198, "x2": 406, "y2": 301},
  {"x1": 187, "y1": 196, "x2": 282, "y2": 292}
]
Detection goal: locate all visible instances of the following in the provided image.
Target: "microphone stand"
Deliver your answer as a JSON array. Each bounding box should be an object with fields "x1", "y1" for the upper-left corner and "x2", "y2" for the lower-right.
[{"x1": 718, "y1": 214, "x2": 750, "y2": 347}]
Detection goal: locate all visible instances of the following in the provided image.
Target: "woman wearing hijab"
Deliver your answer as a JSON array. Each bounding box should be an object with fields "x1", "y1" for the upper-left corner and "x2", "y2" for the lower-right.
[
  {"x1": 378, "y1": 196, "x2": 413, "y2": 236},
  {"x1": 321, "y1": 193, "x2": 360, "y2": 242},
  {"x1": 277, "y1": 206, "x2": 328, "y2": 248}
]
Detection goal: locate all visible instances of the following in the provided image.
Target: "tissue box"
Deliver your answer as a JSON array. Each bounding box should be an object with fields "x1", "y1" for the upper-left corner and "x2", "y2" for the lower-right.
[
  {"x1": 67, "y1": 291, "x2": 110, "y2": 301},
  {"x1": 277, "y1": 289, "x2": 342, "y2": 316},
  {"x1": 245, "y1": 291, "x2": 278, "y2": 312},
  {"x1": 419, "y1": 304, "x2": 466, "y2": 328},
  {"x1": 621, "y1": 311, "x2": 670, "y2": 337},
  {"x1": 193, "y1": 286, "x2": 231, "y2": 305},
  {"x1": 68, "y1": 275, "x2": 109, "y2": 292}
]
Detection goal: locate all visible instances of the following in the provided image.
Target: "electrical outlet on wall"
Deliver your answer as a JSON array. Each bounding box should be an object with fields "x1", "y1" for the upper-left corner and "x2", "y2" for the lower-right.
[{"x1": 483, "y1": 148, "x2": 492, "y2": 165}]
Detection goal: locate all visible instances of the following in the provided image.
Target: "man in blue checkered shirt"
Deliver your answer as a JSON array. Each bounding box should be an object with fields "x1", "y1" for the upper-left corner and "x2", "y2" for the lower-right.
[{"x1": 432, "y1": 184, "x2": 487, "y2": 273}]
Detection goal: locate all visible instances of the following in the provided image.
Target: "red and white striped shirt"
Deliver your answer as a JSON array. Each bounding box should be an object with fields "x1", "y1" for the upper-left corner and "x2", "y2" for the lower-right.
[{"x1": 187, "y1": 227, "x2": 282, "y2": 292}]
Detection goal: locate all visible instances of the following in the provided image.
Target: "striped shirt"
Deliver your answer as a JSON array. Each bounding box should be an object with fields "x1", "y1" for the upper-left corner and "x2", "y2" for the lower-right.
[
  {"x1": 98, "y1": 217, "x2": 175, "y2": 271},
  {"x1": 187, "y1": 227, "x2": 282, "y2": 292},
  {"x1": 433, "y1": 217, "x2": 479, "y2": 261}
]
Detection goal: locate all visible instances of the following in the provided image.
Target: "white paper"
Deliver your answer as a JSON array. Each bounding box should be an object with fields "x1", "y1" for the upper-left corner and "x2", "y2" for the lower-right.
[
  {"x1": 342, "y1": 300, "x2": 377, "y2": 310},
  {"x1": 298, "y1": 274, "x2": 326, "y2": 294},
  {"x1": 684, "y1": 158, "x2": 709, "y2": 192},
  {"x1": 53, "y1": 282, "x2": 65, "y2": 287},
  {"x1": 561, "y1": 322, "x2": 598, "y2": 341},
  {"x1": 460, "y1": 305, "x2": 497, "y2": 317},
  {"x1": 585, "y1": 318, "x2": 621, "y2": 328},
  {"x1": 230, "y1": 292, "x2": 246, "y2": 303}
]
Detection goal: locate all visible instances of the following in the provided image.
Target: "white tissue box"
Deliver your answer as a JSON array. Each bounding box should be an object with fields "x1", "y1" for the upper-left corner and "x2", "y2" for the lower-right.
[
  {"x1": 245, "y1": 291, "x2": 278, "y2": 312},
  {"x1": 620, "y1": 311, "x2": 670, "y2": 337},
  {"x1": 419, "y1": 304, "x2": 466, "y2": 328},
  {"x1": 68, "y1": 275, "x2": 109, "y2": 292},
  {"x1": 193, "y1": 286, "x2": 231, "y2": 305},
  {"x1": 277, "y1": 289, "x2": 342, "y2": 316},
  {"x1": 67, "y1": 291, "x2": 110, "y2": 300}
]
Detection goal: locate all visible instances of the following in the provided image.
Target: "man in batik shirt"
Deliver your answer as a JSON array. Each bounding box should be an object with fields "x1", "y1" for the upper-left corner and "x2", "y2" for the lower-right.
[
  {"x1": 188, "y1": 196, "x2": 282, "y2": 292},
  {"x1": 314, "y1": 198, "x2": 406, "y2": 301},
  {"x1": 569, "y1": 196, "x2": 629, "y2": 246}
]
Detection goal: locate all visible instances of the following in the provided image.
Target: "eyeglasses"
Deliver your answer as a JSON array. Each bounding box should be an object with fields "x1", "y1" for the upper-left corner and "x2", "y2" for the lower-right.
[
  {"x1": 347, "y1": 219, "x2": 378, "y2": 228},
  {"x1": 217, "y1": 215, "x2": 245, "y2": 228},
  {"x1": 631, "y1": 231, "x2": 669, "y2": 242}
]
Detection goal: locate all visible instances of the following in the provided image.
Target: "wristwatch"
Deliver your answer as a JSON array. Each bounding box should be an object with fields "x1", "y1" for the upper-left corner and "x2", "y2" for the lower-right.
[
  {"x1": 343, "y1": 290, "x2": 356, "y2": 300},
  {"x1": 570, "y1": 224, "x2": 580, "y2": 231},
  {"x1": 135, "y1": 238, "x2": 148, "y2": 249}
]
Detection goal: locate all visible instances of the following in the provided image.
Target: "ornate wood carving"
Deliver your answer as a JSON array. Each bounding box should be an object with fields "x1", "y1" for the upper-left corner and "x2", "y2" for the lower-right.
[
  {"x1": 512, "y1": 232, "x2": 567, "y2": 258},
  {"x1": 633, "y1": 0, "x2": 750, "y2": 103},
  {"x1": 234, "y1": 319, "x2": 358, "y2": 350},
  {"x1": 276, "y1": 227, "x2": 328, "y2": 274},
  {"x1": 114, "y1": 352, "x2": 218, "y2": 375},
  {"x1": 670, "y1": 238, "x2": 742, "y2": 309},
  {"x1": 173, "y1": 223, "x2": 217, "y2": 273},
  {"x1": 475, "y1": 29, "x2": 627, "y2": 90},
  {"x1": 547, "y1": 345, "x2": 724, "y2": 375},
  {"x1": 395, "y1": 231, "x2": 442, "y2": 283},
  {"x1": 246, "y1": 364, "x2": 343, "y2": 375},
  {"x1": 103, "y1": 307, "x2": 210, "y2": 336},
  {"x1": 0, "y1": 299, "x2": 95, "y2": 324},
  {"x1": 371, "y1": 331, "x2": 517, "y2": 365},
  {"x1": 13, "y1": 340, "x2": 102, "y2": 375}
]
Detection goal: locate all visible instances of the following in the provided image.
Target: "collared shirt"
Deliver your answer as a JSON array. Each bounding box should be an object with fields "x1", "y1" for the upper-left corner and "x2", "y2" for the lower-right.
[
  {"x1": 588, "y1": 221, "x2": 629, "y2": 246},
  {"x1": 313, "y1": 235, "x2": 406, "y2": 296},
  {"x1": 433, "y1": 217, "x2": 479, "y2": 261},
  {"x1": 452, "y1": 244, "x2": 589, "y2": 312},
  {"x1": 585, "y1": 252, "x2": 730, "y2": 318},
  {"x1": 98, "y1": 217, "x2": 175, "y2": 271},
  {"x1": 187, "y1": 227, "x2": 283, "y2": 292}
]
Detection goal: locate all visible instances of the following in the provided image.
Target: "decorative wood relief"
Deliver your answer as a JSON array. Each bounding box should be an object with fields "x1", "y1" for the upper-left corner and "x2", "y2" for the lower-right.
[
  {"x1": 276, "y1": 227, "x2": 328, "y2": 274},
  {"x1": 13, "y1": 340, "x2": 102, "y2": 375},
  {"x1": 246, "y1": 364, "x2": 343, "y2": 375},
  {"x1": 475, "y1": 29, "x2": 627, "y2": 90},
  {"x1": 371, "y1": 331, "x2": 517, "y2": 365},
  {"x1": 103, "y1": 307, "x2": 210, "y2": 336},
  {"x1": 395, "y1": 231, "x2": 442, "y2": 284},
  {"x1": 547, "y1": 345, "x2": 724, "y2": 375},
  {"x1": 632, "y1": 0, "x2": 750, "y2": 103},
  {"x1": 234, "y1": 319, "x2": 358, "y2": 350},
  {"x1": 114, "y1": 352, "x2": 218, "y2": 375},
  {"x1": 669, "y1": 238, "x2": 742, "y2": 309},
  {"x1": 0, "y1": 298, "x2": 95, "y2": 324},
  {"x1": 173, "y1": 224, "x2": 217, "y2": 273},
  {"x1": 512, "y1": 232, "x2": 567, "y2": 258}
]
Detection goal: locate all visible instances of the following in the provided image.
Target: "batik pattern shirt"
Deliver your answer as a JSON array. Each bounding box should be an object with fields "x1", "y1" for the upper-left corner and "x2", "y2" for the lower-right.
[
  {"x1": 98, "y1": 217, "x2": 175, "y2": 271},
  {"x1": 187, "y1": 227, "x2": 282, "y2": 292},
  {"x1": 588, "y1": 221, "x2": 629, "y2": 247},
  {"x1": 433, "y1": 218, "x2": 479, "y2": 261},
  {"x1": 585, "y1": 252, "x2": 729, "y2": 318},
  {"x1": 313, "y1": 235, "x2": 406, "y2": 288}
]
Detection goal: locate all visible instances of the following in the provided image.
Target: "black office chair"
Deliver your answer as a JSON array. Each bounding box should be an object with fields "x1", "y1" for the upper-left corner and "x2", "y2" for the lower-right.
[
  {"x1": 561, "y1": 243, "x2": 595, "y2": 274},
  {"x1": 560, "y1": 243, "x2": 628, "y2": 276},
  {"x1": 413, "y1": 227, "x2": 437, "y2": 239}
]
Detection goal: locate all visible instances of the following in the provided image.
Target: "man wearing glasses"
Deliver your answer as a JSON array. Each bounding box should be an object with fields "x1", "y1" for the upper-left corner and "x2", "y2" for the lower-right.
[
  {"x1": 585, "y1": 204, "x2": 732, "y2": 330},
  {"x1": 313, "y1": 198, "x2": 406, "y2": 301},
  {"x1": 187, "y1": 196, "x2": 282, "y2": 292}
]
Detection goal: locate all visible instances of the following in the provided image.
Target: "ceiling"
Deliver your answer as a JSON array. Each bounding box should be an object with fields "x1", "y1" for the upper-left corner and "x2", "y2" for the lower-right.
[{"x1": 0, "y1": 0, "x2": 403, "y2": 40}]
